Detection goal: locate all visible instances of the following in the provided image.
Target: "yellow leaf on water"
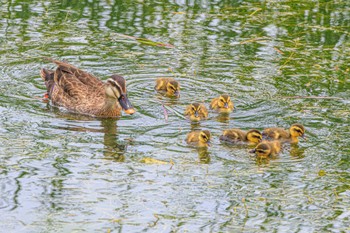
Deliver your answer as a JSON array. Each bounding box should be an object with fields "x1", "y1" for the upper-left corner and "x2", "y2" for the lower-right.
[
  {"x1": 318, "y1": 170, "x2": 326, "y2": 176},
  {"x1": 140, "y1": 157, "x2": 169, "y2": 165}
]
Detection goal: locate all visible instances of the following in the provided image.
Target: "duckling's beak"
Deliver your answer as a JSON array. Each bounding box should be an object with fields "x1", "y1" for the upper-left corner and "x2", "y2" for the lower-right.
[
  {"x1": 207, "y1": 140, "x2": 211, "y2": 147},
  {"x1": 301, "y1": 134, "x2": 307, "y2": 140},
  {"x1": 174, "y1": 90, "x2": 180, "y2": 97},
  {"x1": 224, "y1": 103, "x2": 228, "y2": 108},
  {"x1": 194, "y1": 111, "x2": 199, "y2": 118},
  {"x1": 249, "y1": 148, "x2": 256, "y2": 154},
  {"x1": 118, "y1": 94, "x2": 135, "y2": 115}
]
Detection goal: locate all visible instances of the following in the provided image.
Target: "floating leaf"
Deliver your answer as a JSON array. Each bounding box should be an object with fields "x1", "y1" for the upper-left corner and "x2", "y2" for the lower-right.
[
  {"x1": 140, "y1": 157, "x2": 169, "y2": 165},
  {"x1": 318, "y1": 170, "x2": 326, "y2": 176}
]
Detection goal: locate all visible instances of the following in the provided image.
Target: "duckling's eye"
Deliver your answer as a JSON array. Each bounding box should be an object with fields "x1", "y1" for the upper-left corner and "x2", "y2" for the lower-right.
[
  {"x1": 220, "y1": 99, "x2": 225, "y2": 102},
  {"x1": 192, "y1": 107, "x2": 196, "y2": 111},
  {"x1": 257, "y1": 149, "x2": 265, "y2": 153}
]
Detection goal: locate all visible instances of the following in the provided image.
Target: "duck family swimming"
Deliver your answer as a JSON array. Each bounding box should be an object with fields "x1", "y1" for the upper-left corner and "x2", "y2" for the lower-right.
[{"x1": 41, "y1": 59, "x2": 305, "y2": 159}]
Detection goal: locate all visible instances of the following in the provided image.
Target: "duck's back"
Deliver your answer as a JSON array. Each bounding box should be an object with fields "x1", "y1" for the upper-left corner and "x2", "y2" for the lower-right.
[
  {"x1": 263, "y1": 127, "x2": 289, "y2": 140},
  {"x1": 41, "y1": 59, "x2": 114, "y2": 116}
]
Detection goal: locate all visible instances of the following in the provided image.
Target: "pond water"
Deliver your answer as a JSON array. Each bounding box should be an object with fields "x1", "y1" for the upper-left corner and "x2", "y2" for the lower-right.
[{"x1": 1, "y1": 0, "x2": 350, "y2": 232}]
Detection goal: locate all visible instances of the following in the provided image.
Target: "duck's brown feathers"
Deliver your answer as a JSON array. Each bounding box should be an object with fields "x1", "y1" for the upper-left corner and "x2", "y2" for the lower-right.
[{"x1": 41, "y1": 58, "x2": 133, "y2": 117}]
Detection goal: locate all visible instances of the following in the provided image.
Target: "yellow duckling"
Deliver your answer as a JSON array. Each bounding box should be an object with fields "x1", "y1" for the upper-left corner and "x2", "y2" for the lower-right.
[
  {"x1": 184, "y1": 103, "x2": 209, "y2": 122},
  {"x1": 249, "y1": 140, "x2": 281, "y2": 158},
  {"x1": 186, "y1": 130, "x2": 211, "y2": 148},
  {"x1": 219, "y1": 129, "x2": 262, "y2": 144},
  {"x1": 210, "y1": 94, "x2": 234, "y2": 113},
  {"x1": 262, "y1": 123, "x2": 305, "y2": 143},
  {"x1": 155, "y1": 78, "x2": 180, "y2": 97}
]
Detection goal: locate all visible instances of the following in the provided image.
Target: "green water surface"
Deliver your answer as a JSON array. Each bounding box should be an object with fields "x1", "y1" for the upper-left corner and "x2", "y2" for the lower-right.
[{"x1": 0, "y1": 0, "x2": 350, "y2": 232}]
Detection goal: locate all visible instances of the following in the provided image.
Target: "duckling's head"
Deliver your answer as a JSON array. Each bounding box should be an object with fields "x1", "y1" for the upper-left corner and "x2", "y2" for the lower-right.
[
  {"x1": 246, "y1": 129, "x2": 263, "y2": 143},
  {"x1": 217, "y1": 94, "x2": 232, "y2": 109},
  {"x1": 249, "y1": 142, "x2": 271, "y2": 158},
  {"x1": 188, "y1": 103, "x2": 203, "y2": 121},
  {"x1": 290, "y1": 124, "x2": 305, "y2": 138},
  {"x1": 199, "y1": 130, "x2": 211, "y2": 147},
  {"x1": 166, "y1": 80, "x2": 180, "y2": 97},
  {"x1": 105, "y1": 75, "x2": 135, "y2": 115}
]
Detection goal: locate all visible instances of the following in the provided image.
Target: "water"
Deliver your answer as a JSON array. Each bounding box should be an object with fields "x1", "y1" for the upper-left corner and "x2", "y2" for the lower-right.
[{"x1": 1, "y1": 0, "x2": 350, "y2": 232}]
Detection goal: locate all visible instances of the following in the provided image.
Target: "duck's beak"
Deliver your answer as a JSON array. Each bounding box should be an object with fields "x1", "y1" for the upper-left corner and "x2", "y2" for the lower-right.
[
  {"x1": 174, "y1": 90, "x2": 180, "y2": 97},
  {"x1": 206, "y1": 140, "x2": 211, "y2": 147},
  {"x1": 301, "y1": 134, "x2": 307, "y2": 140},
  {"x1": 224, "y1": 103, "x2": 228, "y2": 108},
  {"x1": 118, "y1": 94, "x2": 135, "y2": 115}
]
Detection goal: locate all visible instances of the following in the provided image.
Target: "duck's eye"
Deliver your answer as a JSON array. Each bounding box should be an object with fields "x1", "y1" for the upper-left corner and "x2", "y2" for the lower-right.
[
  {"x1": 220, "y1": 99, "x2": 225, "y2": 102},
  {"x1": 192, "y1": 107, "x2": 196, "y2": 111},
  {"x1": 257, "y1": 149, "x2": 265, "y2": 153}
]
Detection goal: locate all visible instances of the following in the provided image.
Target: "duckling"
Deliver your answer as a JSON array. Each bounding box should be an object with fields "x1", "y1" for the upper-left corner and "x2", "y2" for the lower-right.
[
  {"x1": 210, "y1": 94, "x2": 234, "y2": 113},
  {"x1": 249, "y1": 140, "x2": 281, "y2": 158},
  {"x1": 219, "y1": 129, "x2": 262, "y2": 144},
  {"x1": 184, "y1": 103, "x2": 209, "y2": 122},
  {"x1": 155, "y1": 78, "x2": 180, "y2": 97},
  {"x1": 262, "y1": 123, "x2": 305, "y2": 143},
  {"x1": 186, "y1": 130, "x2": 211, "y2": 148}
]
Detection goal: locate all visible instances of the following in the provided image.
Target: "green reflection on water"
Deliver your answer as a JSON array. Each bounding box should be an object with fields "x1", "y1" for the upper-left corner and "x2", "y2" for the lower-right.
[{"x1": 0, "y1": 0, "x2": 349, "y2": 232}]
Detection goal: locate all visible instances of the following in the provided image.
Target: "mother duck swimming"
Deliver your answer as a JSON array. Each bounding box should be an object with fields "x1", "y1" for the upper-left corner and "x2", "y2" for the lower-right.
[{"x1": 40, "y1": 58, "x2": 135, "y2": 117}]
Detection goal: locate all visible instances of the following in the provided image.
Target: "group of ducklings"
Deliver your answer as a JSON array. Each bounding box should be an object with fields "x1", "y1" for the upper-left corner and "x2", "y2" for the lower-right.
[{"x1": 155, "y1": 77, "x2": 306, "y2": 159}]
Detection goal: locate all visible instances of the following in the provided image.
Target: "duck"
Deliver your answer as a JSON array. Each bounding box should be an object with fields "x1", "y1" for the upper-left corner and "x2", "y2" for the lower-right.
[
  {"x1": 262, "y1": 123, "x2": 305, "y2": 143},
  {"x1": 155, "y1": 77, "x2": 180, "y2": 97},
  {"x1": 186, "y1": 130, "x2": 211, "y2": 148},
  {"x1": 249, "y1": 140, "x2": 281, "y2": 158},
  {"x1": 210, "y1": 94, "x2": 234, "y2": 113},
  {"x1": 219, "y1": 129, "x2": 262, "y2": 144},
  {"x1": 40, "y1": 58, "x2": 135, "y2": 117},
  {"x1": 184, "y1": 103, "x2": 208, "y2": 122}
]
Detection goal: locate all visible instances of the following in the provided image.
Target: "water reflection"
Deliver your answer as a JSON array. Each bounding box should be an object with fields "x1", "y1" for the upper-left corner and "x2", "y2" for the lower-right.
[
  {"x1": 197, "y1": 147, "x2": 210, "y2": 164},
  {"x1": 100, "y1": 118, "x2": 126, "y2": 162},
  {"x1": 51, "y1": 110, "x2": 126, "y2": 161},
  {"x1": 1, "y1": 0, "x2": 350, "y2": 232}
]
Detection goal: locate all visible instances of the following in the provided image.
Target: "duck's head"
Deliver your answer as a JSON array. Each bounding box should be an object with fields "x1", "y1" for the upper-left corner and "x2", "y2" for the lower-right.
[
  {"x1": 246, "y1": 129, "x2": 263, "y2": 144},
  {"x1": 166, "y1": 80, "x2": 180, "y2": 97},
  {"x1": 188, "y1": 103, "x2": 205, "y2": 121},
  {"x1": 217, "y1": 94, "x2": 232, "y2": 109},
  {"x1": 105, "y1": 75, "x2": 135, "y2": 115},
  {"x1": 199, "y1": 130, "x2": 211, "y2": 147},
  {"x1": 290, "y1": 124, "x2": 305, "y2": 139},
  {"x1": 249, "y1": 142, "x2": 271, "y2": 158}
]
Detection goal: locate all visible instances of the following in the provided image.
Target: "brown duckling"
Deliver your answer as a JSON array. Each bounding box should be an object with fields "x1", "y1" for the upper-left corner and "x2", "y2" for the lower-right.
[
  {"x1": 220, "y1": 129, "x2": 262, "y2": 145},
  {"x1": 40, "y1": 58, "x2": 135, "y2": 117},
  {"x1": 263, "y1": 123, "x2": 305, "y2": 143},
  {"x1": 184, "y1": 103, "x2": 209, "y2": 122},
  {"x1": 249, "y1": 140, "x2": 281, "y2": 158},
  {"x1": 210, "y1": 94, "x2": 234, "y2": 113},
  {"x1": 155, "y1": 77, "x2": 180, "y2": 97},
  {"x1": 186, "y1": 130, "x2": 211, "y2": 148}
]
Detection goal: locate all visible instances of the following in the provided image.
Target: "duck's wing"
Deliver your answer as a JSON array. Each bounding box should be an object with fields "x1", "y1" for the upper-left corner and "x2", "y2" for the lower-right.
[{"x1": 47, "y1": 58, "x2": 104, "y2": 89}]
